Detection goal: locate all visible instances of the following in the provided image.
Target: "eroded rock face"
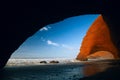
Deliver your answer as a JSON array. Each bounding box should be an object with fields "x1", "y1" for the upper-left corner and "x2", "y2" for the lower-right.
[
  {"x1": 76, "y1": 15, "x2": 119, "y2": 61},
  {"x1": 87, "y1": 51, "x2": 114, "y2": 60}
]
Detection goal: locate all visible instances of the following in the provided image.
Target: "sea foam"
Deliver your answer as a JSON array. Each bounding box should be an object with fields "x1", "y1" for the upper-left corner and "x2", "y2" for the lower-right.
[{"x1": 6, "y1": 58, "x2": 80, "y2": 66}]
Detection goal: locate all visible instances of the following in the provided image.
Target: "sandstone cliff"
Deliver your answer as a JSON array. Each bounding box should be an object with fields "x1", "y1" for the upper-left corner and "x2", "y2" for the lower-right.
[{"x1": 76, "y1": 15, "x2": 119, "y2": 61}]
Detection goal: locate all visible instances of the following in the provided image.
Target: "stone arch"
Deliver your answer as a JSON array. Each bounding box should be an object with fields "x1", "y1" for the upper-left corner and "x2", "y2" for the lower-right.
[
  {"x1": 76, "y1": 15, "x2": 119, "y2": 60},
  {"x1": 0, "y1": 1, "x2": 120, "y2": 69}
]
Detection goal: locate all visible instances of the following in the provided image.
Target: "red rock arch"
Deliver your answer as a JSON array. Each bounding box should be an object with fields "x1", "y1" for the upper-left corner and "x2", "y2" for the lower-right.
[{"x1": 76, "y1": 15, "x2": 119, "y2": 61}]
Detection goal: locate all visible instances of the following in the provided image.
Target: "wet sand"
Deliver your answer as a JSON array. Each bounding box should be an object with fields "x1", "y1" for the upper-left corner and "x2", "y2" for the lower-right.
[
  {"x1": 80, "y1": 60, "x2": 120, "y2": 80},
  {"x1": 0, "y1": 60, "x2": 120, "y2": 80}
]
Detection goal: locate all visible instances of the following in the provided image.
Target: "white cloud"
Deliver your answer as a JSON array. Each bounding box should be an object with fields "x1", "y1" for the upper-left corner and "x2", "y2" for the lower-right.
[
  {"x1": 62, "y1": 44, "x2": 74, "y2": 50},
  {"x1": 47, "y1": 40, "x2": 59, "y2": 47},
  {"x1": 40, "y1": 27, "x2": 48, "y2": 31},
  {"x1": 40, "y1": 25, "x2": 51, "y2": 31},
  {"x1": 46, "y1": 40, "x2": 77, "y2": 51}
]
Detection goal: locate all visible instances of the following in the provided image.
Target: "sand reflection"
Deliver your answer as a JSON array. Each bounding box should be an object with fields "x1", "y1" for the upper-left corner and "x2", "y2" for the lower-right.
[{"x1": 83, "y1": 61, "x2": 112, "y2": 77}]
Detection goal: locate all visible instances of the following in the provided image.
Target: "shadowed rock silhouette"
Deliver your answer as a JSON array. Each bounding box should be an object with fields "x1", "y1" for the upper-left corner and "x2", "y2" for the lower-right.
[{"x1": 0, "y1": 0, "x2": 120, "y2": 69}]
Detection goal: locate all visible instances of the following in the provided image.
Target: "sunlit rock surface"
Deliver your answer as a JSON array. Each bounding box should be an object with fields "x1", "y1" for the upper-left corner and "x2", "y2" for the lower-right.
[
  {"x1": 87, "y1": 51, "x2": 114, "y2": 60},
  {"x1": 76, "y1": 15, "x2": 119, "y2": 61}
]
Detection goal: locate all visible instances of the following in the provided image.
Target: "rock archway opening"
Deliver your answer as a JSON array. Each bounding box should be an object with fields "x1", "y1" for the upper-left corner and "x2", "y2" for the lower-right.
[
  {"x1": 8, "y1": 14, "x2": 119, "y2": 65},
  {"x1": 8, "y1": 14, "x2": 100, "y2": 64},
  {"x1": 5, "y1": 14, "x2": 120, "y2": 68}
]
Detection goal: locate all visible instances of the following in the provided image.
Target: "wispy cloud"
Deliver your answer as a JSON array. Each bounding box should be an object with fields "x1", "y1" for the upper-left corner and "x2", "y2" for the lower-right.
[
  {"x1": 46, "y1": 40, "x2": 77, "y2": 51},
  {"x1": 40, "y1": 25, "x2": 51, "y2": 31},
  {"x1": 62, "y1": 44, "x2": 74, "y2": 50},
  {"x1": 40, "y1": 27, "x2": 48, "y2": 31},
  {"x1": 47, "y1": 40, "x2": 59, "y2": 47}
]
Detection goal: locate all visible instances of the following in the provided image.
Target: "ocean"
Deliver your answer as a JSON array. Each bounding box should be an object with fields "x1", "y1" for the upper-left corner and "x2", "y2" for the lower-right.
[{"x1": 1, "y1": 59, "x2": 120, "y2": 80}]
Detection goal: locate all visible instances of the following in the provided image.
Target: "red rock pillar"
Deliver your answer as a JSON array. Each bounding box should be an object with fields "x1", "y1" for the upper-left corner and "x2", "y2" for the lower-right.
[{"x1": 76, "y1": 15, "x2": 119, "y2": 61}]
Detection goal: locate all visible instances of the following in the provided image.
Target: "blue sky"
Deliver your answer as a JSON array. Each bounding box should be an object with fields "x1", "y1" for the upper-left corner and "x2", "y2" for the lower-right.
[{"x1": 11, "y1": 14, "x2": 99, "y2": 59}]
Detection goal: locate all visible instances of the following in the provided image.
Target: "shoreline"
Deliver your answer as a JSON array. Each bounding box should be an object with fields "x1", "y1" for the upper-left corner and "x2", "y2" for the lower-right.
[
  {"x1": 6, "y1": 58, "x2": 119, "y2": 67},
  {"x1": 6, "y1": 58, "x2": 81, "y2": 66},
  {"x1": 4, "y1": 59, "x2": 120, "y2": 80}
]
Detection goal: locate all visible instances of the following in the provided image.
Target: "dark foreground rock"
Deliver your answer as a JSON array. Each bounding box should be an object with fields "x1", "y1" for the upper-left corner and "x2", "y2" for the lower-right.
[
  {"x1": 40, "y1": 61, "x2": 47, "y2": 64},
  {"x1": 49, "y1": 60, "x2": 59, "y2": 63}
]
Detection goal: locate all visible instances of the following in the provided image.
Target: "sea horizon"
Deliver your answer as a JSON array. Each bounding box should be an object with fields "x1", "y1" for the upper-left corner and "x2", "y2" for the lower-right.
[{"x1": 6, "y1": 58, "x2": 81, "y2": 67}]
